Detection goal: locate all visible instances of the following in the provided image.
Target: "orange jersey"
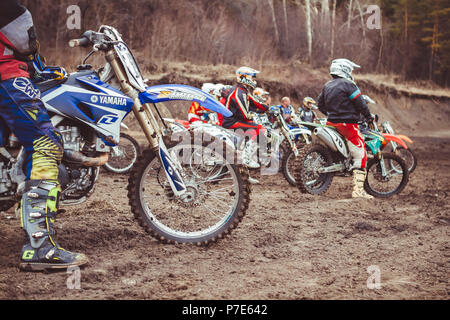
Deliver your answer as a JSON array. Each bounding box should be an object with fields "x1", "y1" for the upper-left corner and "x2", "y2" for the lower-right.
[
  {"x1": 188, "y1": 101, "x2": 222, "y2": 125},
  {"x1": 188, "y1": 102, "x2": 208, "y2": 123}
]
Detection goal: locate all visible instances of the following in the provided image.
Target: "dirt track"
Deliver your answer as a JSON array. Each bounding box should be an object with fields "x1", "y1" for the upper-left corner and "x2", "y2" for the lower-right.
[{"x1": 0, "y1": 133, "x2": 448, "y2": 300}]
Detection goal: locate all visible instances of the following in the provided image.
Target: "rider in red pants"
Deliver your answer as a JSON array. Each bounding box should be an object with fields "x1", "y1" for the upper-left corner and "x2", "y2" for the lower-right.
[{"x1": 222, "y1": 67, "x2": 268, "y2": 170}]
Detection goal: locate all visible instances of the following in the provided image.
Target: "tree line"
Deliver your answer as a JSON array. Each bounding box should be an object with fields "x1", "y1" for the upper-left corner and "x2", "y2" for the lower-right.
[{"x1": 22, "y1": 0, "x2": 450, "y2": 86}]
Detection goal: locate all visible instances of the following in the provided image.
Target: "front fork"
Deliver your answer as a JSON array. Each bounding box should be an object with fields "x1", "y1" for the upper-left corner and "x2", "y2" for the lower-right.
[
  {"x1": 390, "y1": 141, "x2": 398, "y2": 153},
  {"x1": 106, "y1": 50, "x2": 187, "y2": 196},
  {"x1": 280, "y1": 124, "x2": 298, "y2": 157},
  {"x1": 377, "y1": 153, "x2": 390, "y2": 178}
]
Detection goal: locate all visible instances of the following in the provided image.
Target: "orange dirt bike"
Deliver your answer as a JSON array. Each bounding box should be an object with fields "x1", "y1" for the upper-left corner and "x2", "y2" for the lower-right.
[
  {"x1": 363, "y1": 95, "x2": 417, "y2": 173},
  {"x1": 380, "y1": 120, "x2": 417, "y2": 173}
]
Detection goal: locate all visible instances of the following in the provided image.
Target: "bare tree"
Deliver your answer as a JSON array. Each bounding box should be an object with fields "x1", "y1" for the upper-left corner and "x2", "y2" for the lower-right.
[
  {"x1": 267, "y1": 0, "x2": 280, "y2": 45},
  {"x1": 376, "y1": 25, "x2": 384, "y2": 72},
  {"x1": 429, "y1": 12, "x2": 439, "y2": 80},
  {"x1": 282, "y1": 0, "x2": 289, "y2": 42},
  {"x1": 321, "y1": 0, "x2": 330, "y2": 26},
  {"x1": 356, "y1": 0, "x2": 366, "y2": 46},
  {"x1": 347, "y1": 0, "x2": 353, "y2": 29},
  {"x1": 305, "y1": 0, "x2": 312, "y2": 63},
  {"x1": 330, "y1": 0, "x2": 337, "y2": 59}
]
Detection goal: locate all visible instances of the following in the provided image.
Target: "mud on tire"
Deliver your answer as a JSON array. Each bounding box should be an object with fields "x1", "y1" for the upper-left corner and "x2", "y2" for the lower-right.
[
  {"x1": 364, "y1": 152, "x2": 409, "y2": 198},
  {"x1": 281, "y1": 142, "x2": 306, "y2": 186},
  {"x1": 294, "y1": 143, "x2": 334, "y2": 195}
]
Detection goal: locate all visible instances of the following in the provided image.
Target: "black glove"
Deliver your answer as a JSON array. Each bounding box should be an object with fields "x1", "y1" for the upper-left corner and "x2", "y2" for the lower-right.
[{"x1": 366, "y1": 114, "x2": 375, "y2": 123}]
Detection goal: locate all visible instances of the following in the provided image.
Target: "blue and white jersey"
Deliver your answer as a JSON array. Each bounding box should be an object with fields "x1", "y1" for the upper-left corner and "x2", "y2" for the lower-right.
[{"x1": 271, "y1": 104, "x2": 295, "y2": 119}]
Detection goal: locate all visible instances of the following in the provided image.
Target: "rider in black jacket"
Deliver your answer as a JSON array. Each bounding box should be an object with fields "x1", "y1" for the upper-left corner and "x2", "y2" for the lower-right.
[
  {"x1": 317, "y1": 58, "x2": 374, "y2": 199},
  {"x1": 317, "y1": 77, "x2": 372, "y2": 124}
]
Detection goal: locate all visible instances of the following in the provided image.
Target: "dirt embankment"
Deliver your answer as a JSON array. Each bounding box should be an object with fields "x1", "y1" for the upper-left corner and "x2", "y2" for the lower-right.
[{"x1": 132, "y1": 62, "x2": 450, "y2": 139}]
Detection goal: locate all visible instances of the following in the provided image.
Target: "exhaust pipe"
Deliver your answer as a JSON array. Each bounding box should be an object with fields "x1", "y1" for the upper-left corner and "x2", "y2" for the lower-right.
[
  {"x1": 63, "y1": 150, "x2": 109, "y2": 167},
  {"x1": 313, "y1": 127, "x2": 338, "y2": 152}
]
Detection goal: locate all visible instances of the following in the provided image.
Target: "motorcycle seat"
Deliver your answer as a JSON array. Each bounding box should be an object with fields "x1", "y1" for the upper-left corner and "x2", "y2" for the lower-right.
[
  {"x1": 35, "y1": 77, "x2": 68, "y2": 93},
  {"x1": 174, "y1": 119, "x2": 190, "y2": 129}
]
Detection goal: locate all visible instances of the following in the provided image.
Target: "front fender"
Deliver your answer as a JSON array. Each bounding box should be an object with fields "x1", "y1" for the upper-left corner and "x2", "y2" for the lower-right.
[
  {"x1": 139, "y1": 84, "x2": 232, "y2": 117},
  {"x1": 382, "y1": 133, "x2": 408, "y2": 149},
  {"x1": 297, "y1": 121, "x2": 322, "y2": 131},
  {"x1": 289, "y1": 128, "x2": 311, "y2": 136}
]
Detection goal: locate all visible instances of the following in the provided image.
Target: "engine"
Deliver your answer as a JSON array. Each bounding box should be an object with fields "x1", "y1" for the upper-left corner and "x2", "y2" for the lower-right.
[
  {"x1": 0, "y1": 125, "x2": 105, "y2": 206},
  {"x1": 58, "y1": 126, "x2": 83, "y2": 152},
  {"x1": 0, "y1": 161, "x2": 12, "y2": 195},
  {"x1": 56, "y1": 125, "x2": 100, "y2": 205}
]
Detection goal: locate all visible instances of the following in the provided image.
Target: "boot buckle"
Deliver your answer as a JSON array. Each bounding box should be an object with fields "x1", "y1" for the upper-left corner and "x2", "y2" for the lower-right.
[
  {"x1": 32, "y1": 231, "x2": 45, "y2": 239},
  {"x1": 45, "y1": 248, "x2": 56, "y2": 260},
  {"x1": 30, "y1": 212, "x2": 42, "y2": 218}
]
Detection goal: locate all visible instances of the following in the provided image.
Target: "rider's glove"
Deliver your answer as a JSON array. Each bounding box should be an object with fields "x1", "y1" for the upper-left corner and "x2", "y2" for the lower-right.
[
  {"x1": 38, "y1": 66, "x2": 67, "y2": 81},
  {"x1": 30, "y1": 53, "x2": 67, "y2": 81},
  {"x1": 365, "y1": 113, "x2": 375, "y2": 123}
]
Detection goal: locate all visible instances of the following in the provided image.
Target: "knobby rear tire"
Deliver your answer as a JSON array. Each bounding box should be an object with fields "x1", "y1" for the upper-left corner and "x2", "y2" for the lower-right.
[
  {"x1": 294, "y1": 143, "x2": 334, "y2": 195},
  {"x1": 282, "y1": 142, "x2": 306, "y2": 186}
]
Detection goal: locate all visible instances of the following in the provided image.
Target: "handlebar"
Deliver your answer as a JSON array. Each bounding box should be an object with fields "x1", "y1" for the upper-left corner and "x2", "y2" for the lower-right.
[{"x1": 68, "y1": 37, "x2": 90, "y2": 48}]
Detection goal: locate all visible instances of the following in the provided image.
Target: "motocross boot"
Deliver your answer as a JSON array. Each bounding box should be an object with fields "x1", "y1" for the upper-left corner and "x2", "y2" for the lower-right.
[
  {"x1": 352, "y1": 169, "x2": 374, "y2": 199},
  {"x1": 19, "y1": 180, "x2": 88, "y2": 271},
  {"x1": 248, "y1": 177, "x2": 260, "y2": 184},
  {"x1": 243, "y1": 140, "x2": 260, "y2": 169}
]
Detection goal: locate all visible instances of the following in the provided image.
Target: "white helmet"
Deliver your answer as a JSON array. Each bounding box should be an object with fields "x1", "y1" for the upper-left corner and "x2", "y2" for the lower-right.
[
  {"x1": 253, "y1": 87, "x2": 269, "y2": 104},
  {"x1": 236, "y1": 67, "x2": 259, "y2": 89},
  {"x1": 212, "y1": 83, "x2": 225, "y2": 99},
  {"x1": 330, "y1": 58, "x2": 360, "y2": 82},
  {"x1": 201, "y1": 83, "x2": 216, "y2": 95}
]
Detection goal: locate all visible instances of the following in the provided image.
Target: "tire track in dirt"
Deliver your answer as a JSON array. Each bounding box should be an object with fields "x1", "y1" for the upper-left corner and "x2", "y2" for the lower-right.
[{"x1": 0, "y1": 136, "x2": 449, "y2": 299}]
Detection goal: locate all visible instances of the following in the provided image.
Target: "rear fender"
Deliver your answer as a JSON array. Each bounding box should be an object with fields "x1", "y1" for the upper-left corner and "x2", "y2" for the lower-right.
[
  {"x1": 314, "y1": 126, "x2": 349, "y2": 158},
  {"x1": 191, "y1": 124, "x2": 238, "y2": 151},
  {"x1": 139, "y1": 84, "x2": 232, "y2": 117},
  {"x1": 289, "y1": 127, "x2": 311, "y2": 136}
]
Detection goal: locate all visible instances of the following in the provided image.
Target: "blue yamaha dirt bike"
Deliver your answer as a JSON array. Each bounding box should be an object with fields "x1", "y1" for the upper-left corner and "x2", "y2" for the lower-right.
[{"x1": 0, "y1": 26, "x2": 250, "y2": 245}]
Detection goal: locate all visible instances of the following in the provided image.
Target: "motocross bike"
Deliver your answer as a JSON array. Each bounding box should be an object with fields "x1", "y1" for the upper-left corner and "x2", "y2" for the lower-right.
[
  {"x1": 274, "y1": 108, "x2": 313, "y2": 186},
  {"x1": 0, "y1": 26, "x2": 251, "y2": 245},
  {"x1": 248, "y1": 107, "x2": 311, "y2": 178},
  {"x1": 103, "y1": 123, "x2": 141, "y2": 174},
  {"x1": 362, "y1": 95, "x2": 417, "y2": 174},
  {"x1": 294, "y1": 118, "x2": 409, "y2": 198},
  {"x1": 165, "y1": 107, "x2": 304, "y2": 181},
  {"x1": 381, "y1": 120, "x2": 416, "y2": 173}
]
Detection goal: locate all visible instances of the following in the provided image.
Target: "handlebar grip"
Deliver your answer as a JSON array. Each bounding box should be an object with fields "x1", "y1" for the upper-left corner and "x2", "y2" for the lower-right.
[{"x1": 68, "y1": 37, "x2": 90, "y2": 48}]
